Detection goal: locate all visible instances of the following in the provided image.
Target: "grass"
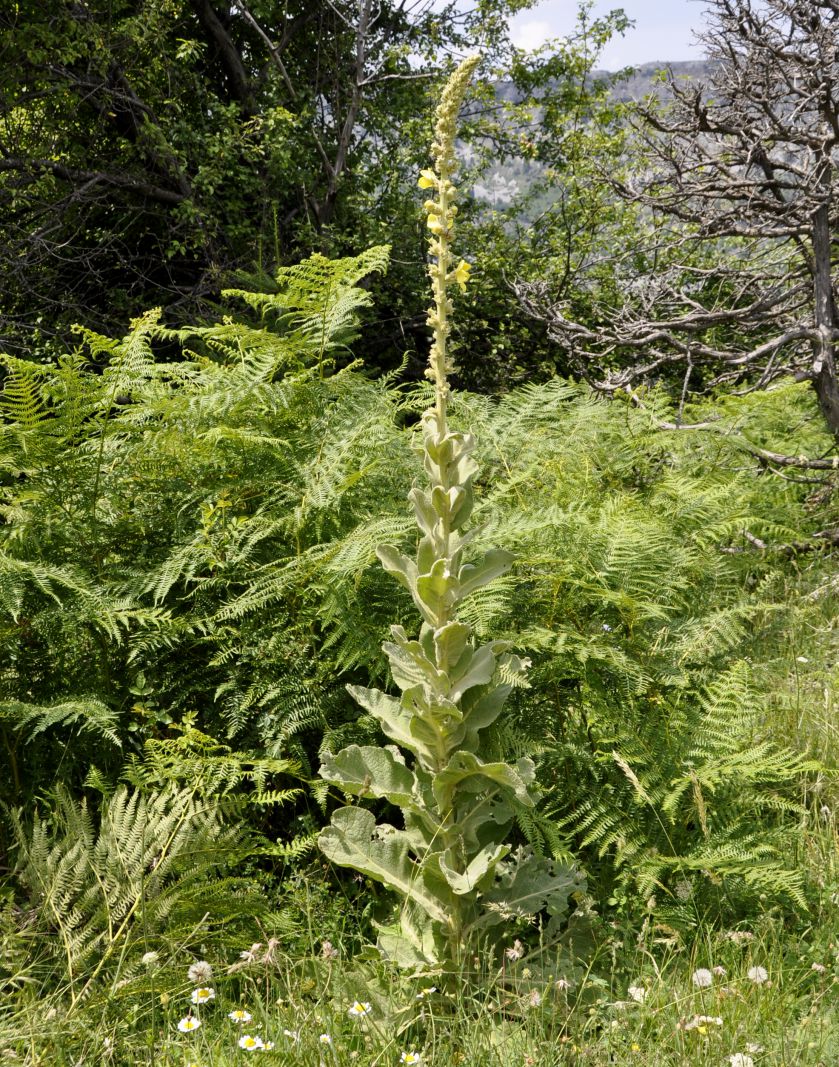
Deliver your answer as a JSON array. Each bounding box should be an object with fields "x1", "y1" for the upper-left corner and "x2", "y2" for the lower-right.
[
  {"x1": 2, "y1": 580, "x2": 837, "y2": 1067},
  {"x1": 3, "y1": 814, "x2": 837, "y2": 1067}
]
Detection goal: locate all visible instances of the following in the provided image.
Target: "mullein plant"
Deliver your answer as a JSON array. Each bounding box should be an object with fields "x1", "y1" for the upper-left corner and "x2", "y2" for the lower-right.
[{"x1": 318, "y1": 57, "x2": 582, "y2": 968}]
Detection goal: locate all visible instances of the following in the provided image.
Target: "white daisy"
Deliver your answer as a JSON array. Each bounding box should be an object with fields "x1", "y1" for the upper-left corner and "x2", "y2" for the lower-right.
[
  {"x1": 238, "y1": 1034, "x2": 265, "y2": 1051},
  {"x1": 177, "y1": 1016, "x2": 201, "y2": 1033},
  {"x1": 228, "y1": 1009, "x2": 253, "y2": 1023},
  {"x1": 347, "y1": 1000, "x2": 372, "y2": 1017},
  {"x1": 191, "y1": 987, "x2": 215, "y2": 1005},
  {"x1": 400, "y1": 1053, "x2": 422, "y2": 1065},
  {"x1": 319, "y1": 1033, "x2": 333, "y2": 1045}
]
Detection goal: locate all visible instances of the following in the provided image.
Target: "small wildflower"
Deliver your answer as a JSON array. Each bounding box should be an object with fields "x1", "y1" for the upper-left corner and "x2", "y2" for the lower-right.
[
  {"x1": 418, "y1": 169, "x2": 437, "y2": 189},
  {"x1": 713, "y1": 965, "x2": 727, "y2": 977},
  {"x1": 319, "y1": 1033, "x2": 333, "y2": 1045},
  {"x1": 228, "y1": 1009, "x2": 253, "y2": 1023},
  {"x1": 415, "y1": 987, "x2": 437, "y2": 999},
  {"x1": 283, "y1": 1029, "x2": 299, "y2": 1041},
  {"x1": 400, "y1": 1053, "x2": 422, "y2": 1065},
  {"x1": 627, "y1": 985, "x2": 647, "y2": 1003},
  {"x1": 745, "y1": 1044, "x2": 765, "y2": 1054},
  {"x1": 453, "y1": 259, "x2": 471, "y2": 293},
  {"x1": 177, "y1": 1016, "x2": 201, "y2": 1033},
  {"x1": 347, "y1": 1001, "x2": 372, "y2": 1018},
  {"x1": 747, "y1": 965, "x2": 769, "y2": 985},
  {"x1": 680, "y1": 1014, "x2": 723, "y2": 1032},
  {"x1": 505, "y1": 939, "x2": 524, "y2": 962},
  {"x1": 811, "y1": 962, "x2": 827, "y2": 973},
  {"x1": 191, "y1": 987, "x2": 215, "y2": 1005},
  {"x1": 238, "y1": 1034, "x2": 264, "y2": 1051},
  {"x1": 321, "y1": 940, "x2": 339, "y2": 961},
  {"x1": 725, "y1": 931, "x2": 754, "y2": 945},
  {"x1": 528, "y1": 989, "x2": 542, "y2": 1008},
  {"x1": 555, "y1": 977, "x2": 572, "y2": 991},
  {"x1": 187, "y1": 960, "x2": 213, "y2": 984},
  {"x1": 692, "y1": 968, "x2": 714, "y2": 988},
  {"x1": 796, "y1": 656, "x2": 809, "y2": 663},
  {"x1": 141, "y1": 951, "x2": 159, "y2": 967},
  {"x1": 728, "y1": 1056, "x2": 754, "y2": 1067},
  {"x1": 262, "y1": 1042, "x2": 275, "y2": 1051}
]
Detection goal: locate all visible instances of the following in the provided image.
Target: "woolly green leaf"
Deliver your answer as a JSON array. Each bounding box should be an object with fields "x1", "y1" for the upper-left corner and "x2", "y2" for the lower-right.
[
  {"x1": 432, "y1": 752, "x2": 535, "y2": 810},
  {"x1": 320, "y1": 745, "x2": 418, "y2": 809},
  {"x1": 318, "y1": 807, "x2": 456, "y2": 924},
  {"x1": 478, "y1": 850, "x2": 584, "y2": 927},
  {"x1": 458, "y1": 549, "x2": 515, "y2": 598},
  {"x1": 439, "y1": 842, "x2": 509, "y2": 895}
]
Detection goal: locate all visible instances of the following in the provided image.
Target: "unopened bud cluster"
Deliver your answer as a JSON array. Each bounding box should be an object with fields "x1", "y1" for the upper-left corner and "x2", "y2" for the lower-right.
[{"x1": 418, "y1": 56, "x2": 478, "y2": 421}]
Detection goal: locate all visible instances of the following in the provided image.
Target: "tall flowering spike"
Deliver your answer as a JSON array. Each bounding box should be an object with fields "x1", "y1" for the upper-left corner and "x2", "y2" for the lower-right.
[
  {"x1": 421, "y1": 55, "x2": 479, "y2": 422},
  {"x1": 318, "y1": 56, "x2": 583, "y2": 969}
]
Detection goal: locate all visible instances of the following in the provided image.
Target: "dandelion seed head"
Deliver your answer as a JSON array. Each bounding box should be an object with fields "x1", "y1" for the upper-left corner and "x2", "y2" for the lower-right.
[
  {"x1": 187, "y1": 960, "x2": 213, "y2": 984},
  {"x1": 692, "y1": 968, "x2": 714, "y2": 988},
  {"x1": 747, "y1": 965, "x2": 769, "y2": 985}
]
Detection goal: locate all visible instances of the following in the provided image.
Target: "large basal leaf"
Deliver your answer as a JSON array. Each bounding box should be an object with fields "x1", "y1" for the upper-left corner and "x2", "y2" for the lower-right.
[
  {"x1": 318, "y1": 807, "x2": 456, "y2": 924},
  {"x1": 319, "y1": 745, "x2": 418, "y2": 809},
  {"x1": 477, "y1": 849, "x2": 585, "y2": 928}
]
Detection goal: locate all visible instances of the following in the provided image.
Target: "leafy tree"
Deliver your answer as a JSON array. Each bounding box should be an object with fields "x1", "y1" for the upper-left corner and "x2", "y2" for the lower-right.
[{"x1": 518, "y1": 0, "x2": 839, "y2": 440}]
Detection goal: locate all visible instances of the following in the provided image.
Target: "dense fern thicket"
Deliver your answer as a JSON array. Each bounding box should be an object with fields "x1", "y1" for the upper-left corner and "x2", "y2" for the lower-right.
[{"x1": 0, "y1": 251, "x2": 836, "y2": 1004}]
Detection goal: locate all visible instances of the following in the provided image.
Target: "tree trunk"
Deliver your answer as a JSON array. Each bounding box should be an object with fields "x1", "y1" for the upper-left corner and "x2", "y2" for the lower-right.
[{"x1": 810, "y1": 201, "x2": 839, "y2": 438}]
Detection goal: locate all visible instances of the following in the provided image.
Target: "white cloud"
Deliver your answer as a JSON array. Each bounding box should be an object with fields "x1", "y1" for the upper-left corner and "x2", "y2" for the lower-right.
[{"x1": 510, "y1": 18, "x2": 555, "y2": 52}]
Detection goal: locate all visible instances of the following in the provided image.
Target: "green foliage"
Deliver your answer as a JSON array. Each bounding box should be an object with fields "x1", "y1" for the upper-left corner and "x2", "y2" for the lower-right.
[
  {"x1": 0, "y1": 238, "x2": 832, "y2": 945},
  {"x1": 10, "y1": 784, "x2": 259, "y2": 997}
]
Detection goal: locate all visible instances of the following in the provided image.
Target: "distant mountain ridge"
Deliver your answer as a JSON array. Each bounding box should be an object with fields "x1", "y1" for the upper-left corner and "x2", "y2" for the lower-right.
[{"x1": 603, "y1": 59, "x2": 716, "y2": 102}]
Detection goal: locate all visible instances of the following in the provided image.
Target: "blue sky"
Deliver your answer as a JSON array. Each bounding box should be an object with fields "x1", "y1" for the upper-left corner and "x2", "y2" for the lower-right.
[{"x1": 508, "y1": 1, "x2": 709, "y2": 69}]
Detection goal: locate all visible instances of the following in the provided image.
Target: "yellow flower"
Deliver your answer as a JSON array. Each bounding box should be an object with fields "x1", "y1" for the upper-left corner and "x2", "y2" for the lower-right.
[
  {"x1": 418, "y1": 169, "x2": 437, "y2": 189},
  {"x1": 426, "y1": 216, "x2": 445, "y2": 235},
  {"x1": 454, "y1": 259, "x2": 471, "y2": 292}
]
